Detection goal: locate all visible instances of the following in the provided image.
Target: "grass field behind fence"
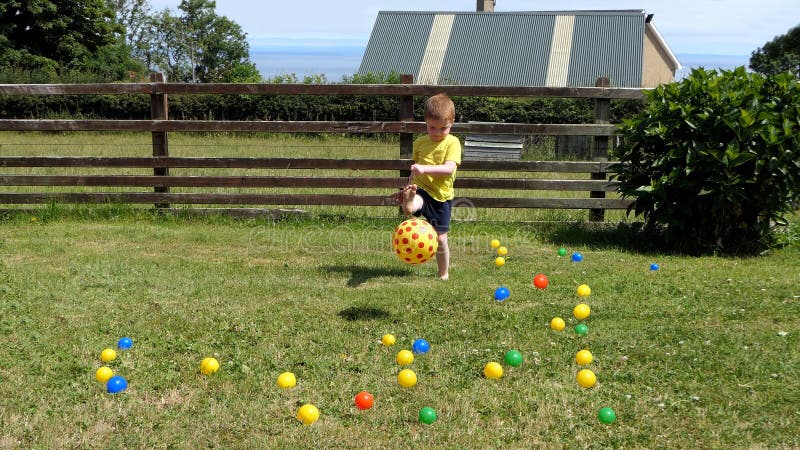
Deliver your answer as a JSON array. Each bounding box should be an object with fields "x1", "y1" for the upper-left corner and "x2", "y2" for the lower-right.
[{"x1": 0, "y1": 210, "x2": 798, "y2": 448}]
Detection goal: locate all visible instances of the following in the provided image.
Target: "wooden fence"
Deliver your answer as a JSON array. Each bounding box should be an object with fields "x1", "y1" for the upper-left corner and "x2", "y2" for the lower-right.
[{"x1": 0, "y1": 74, "x2": 644, "y2": 221}]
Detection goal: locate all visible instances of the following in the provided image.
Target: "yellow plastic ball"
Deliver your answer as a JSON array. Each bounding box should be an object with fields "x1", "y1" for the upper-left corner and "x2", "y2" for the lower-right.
[
  {"x1": 276, "y1": 371, "x2": 296, "y2": 389},
  {"x1": 381, "y1": 333, "x2": 396, "y2": 346},
  {"x1": 490, "y1": 239, "x2": 501, "y2": 249},
  {"x1": 575, "y1": 349, "x2": 594, "y2": 366},
  {"x1": 494, "y1": 256, "x2": 506, "y2": 267},
  {"x1": 577, "y1": 284, "x2": 591, "y2": 297},
  {"x1": 200, "y1": 357, "x2": 220, "y2": 375},
  {"x1": 392, "y1": 219, "x2": 438, "y2": 265},
  {"x1": 396, "y1": 349, "x2": 414, "y2": 366},
  {"x1": 550, "y1": 317, "x2": 566, "y2": 331},
  {"x1": 296, "y1": 403, "x2": 320, "y2": 425},
  {"x1": 100, "y1": 348, "x2": 117, "y2": 363},
  {"x1": 497, "y1": 246, "x2": 508, "y2": 256},
  {"x1": 95, "y1": 366, "x2": 114, "y2": 383},
  {"x1": 398, "y1": 369, "x2": 417, "y2": 387},
  {"x1": 577, "y1": 368, "x2": 597, "y2": 388},
  {"x1": 573, "y1": 303, "x2": 591, "y2": 320},
  {"x1": 483, "y1": 361, "x2": 503, "y2": 379}
]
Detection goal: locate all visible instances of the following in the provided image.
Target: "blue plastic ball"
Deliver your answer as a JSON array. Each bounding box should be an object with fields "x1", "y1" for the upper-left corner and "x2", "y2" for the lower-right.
[
  {"x1": 106, "y1": 375, "x2": 128, "y2": 394},
  {"x1": 650, "y1": 263, "x2": 660, "y2": 271},
  {"x1": 494, "y1": 286, "x2": 510, "y2": 301},
  {"x1": 117, "y1": 337, "x2": 133, "y2": 350},
  {"x1": 571, "y1": 252, "x2": 584, "y2": 262},
  {"x1": 412, "y1": 338, "x2": 430, "y2": 354}
]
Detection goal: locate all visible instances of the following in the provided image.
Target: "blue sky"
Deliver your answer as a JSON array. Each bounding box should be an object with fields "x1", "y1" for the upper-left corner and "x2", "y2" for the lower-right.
[{"x1": 154, "y1": 0, "x2": 799, "y2": 79}]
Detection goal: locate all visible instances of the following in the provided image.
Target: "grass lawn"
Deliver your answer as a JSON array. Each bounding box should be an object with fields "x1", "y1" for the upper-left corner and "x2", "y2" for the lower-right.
[{"x1": 0, "y1": 210, "x2": 798, "y2": 448}]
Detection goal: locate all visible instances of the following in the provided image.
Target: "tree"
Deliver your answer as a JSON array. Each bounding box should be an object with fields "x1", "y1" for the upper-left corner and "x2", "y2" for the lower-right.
[
  {"x1": 106, "y1": 0, "x2": 154, "y2": 68},
  {"x1": 0, "y1": 0, "x2": 142, "y2": 80},
  {"x1": 144, "y1": 0, "x2": 260, "y2": 82},
  {"x1": 611, "y1": 67, "x2": 800, "y2": 255},
  {"x1": 750, "y1": 24, "x2": 800, "y2": 77}
]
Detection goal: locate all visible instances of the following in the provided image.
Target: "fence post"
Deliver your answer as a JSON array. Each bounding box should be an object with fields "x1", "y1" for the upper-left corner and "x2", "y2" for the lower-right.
[
  {"x1": 150, "y1": 72, "x2": 169, "y2": 210},
  {"x1": 399, "y1": 74, "x2": 414, "y2": 180},
  {"x1": 590, "y1": 77, "x2": 611, "y2": 222}
]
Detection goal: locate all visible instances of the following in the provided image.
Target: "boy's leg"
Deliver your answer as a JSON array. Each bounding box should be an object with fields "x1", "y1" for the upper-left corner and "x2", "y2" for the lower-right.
[
  {"x1": 436, "y1": 232, "x2": 449, "y2": 280},
  {"x1": 401, "y1": 184, "x2": 423, "y2": 216}
]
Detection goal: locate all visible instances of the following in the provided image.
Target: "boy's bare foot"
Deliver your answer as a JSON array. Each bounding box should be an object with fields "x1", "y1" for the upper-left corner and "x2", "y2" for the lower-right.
[
  {"x1": 401, "y1": 184, "x2": 417, "y2": 215},
  {"x1": 391, "y1": 190, "x2": 403, "y2": 204},
  {"x1": 438, "y1": 274, "x2": 449, "y2": 281}
]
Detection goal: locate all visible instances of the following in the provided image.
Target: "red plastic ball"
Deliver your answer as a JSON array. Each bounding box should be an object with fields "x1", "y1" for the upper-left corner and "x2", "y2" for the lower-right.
[
  {"x1": 533, "y1": 273, "x2": 549, "y2": 289},
  {"x1": 354, "y1": 391, "x2": 374, "y2": 410}
]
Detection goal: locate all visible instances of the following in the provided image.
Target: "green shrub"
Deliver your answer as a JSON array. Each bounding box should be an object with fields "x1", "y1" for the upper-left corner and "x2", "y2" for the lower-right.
[{"x1": 611, "y1": 67, "x2": 800, "y2": 255}]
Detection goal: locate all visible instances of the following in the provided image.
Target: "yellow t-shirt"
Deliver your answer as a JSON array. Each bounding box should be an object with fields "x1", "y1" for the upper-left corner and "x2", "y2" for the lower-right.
[{"x1": 412, "y1": 134, "x2": 462, "y2": 202}]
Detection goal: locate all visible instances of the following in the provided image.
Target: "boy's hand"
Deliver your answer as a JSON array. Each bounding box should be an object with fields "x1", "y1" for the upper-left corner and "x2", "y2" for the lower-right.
[{"x1": 410, "y1": 164, "x2": 425, "y2": 176}]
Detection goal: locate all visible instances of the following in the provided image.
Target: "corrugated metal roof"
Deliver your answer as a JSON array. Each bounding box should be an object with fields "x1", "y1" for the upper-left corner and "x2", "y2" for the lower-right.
[
  {"x1": 358, "y1": 10, "x2": 664, "y2": 87},
  {"x1": 546, "y1": 15, "x2": 576, "y2": 87},
  {"x1": 567, "y1": 14, "x2": 644, "y2": 87},
  {"x1": 418, "y1": 14, "x2": 456, "y2": 84},
  {"x1": 441, "y1": 13, "x2": 554, "y2": 86},
  {"x1": 359, "y1": 12, "x2": 435, "y2": 78}
]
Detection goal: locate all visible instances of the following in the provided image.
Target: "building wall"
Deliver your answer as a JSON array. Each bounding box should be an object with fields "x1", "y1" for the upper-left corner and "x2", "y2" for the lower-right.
[{"x1": 642, "y1": 26, "x2": 676, "y2": 87}]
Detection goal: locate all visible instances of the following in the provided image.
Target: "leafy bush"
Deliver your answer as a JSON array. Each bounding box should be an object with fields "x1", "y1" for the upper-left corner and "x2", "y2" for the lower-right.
[{"x1": 611, "y1": 67, "x2": 800, "y2": 255}]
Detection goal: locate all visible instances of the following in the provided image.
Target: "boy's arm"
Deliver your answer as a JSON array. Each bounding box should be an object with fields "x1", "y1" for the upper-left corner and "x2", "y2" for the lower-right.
[{"x1": 410, "y1": 161, "x2": 457, "y2": 176}]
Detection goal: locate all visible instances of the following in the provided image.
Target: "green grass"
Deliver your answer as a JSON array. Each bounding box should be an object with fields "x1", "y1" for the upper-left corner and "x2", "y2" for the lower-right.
[{"x1": 0, "y1": 210, "x2": 798, "y2": 448}]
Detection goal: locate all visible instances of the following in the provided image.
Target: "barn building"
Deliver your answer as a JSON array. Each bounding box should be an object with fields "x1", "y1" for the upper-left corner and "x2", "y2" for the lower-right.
[{"x1": 359, "y1": 4, "x2": 680, "y2": 88}]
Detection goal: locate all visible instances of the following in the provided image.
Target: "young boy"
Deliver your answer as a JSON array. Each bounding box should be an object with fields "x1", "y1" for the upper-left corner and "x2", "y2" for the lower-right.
[{"x1": 395, "y1": 93, "x2": 462, "y2": 280}]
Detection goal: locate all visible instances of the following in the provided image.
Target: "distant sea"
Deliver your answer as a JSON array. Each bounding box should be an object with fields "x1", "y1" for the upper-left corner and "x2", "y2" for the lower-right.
[
  {"x1": 249, "y1": 45, "x2": 751, "y2": 83},
  {"x1": 250, "y1": 45, "x2": 365, "y2": 82},
  {"x1": 675, "y1": 53, "x2": 751, "y2": 79}
]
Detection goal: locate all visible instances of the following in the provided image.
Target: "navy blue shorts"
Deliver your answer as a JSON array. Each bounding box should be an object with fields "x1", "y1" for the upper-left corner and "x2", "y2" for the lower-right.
[{"x1": 413, "y1": 188, "x2": 452, "y2": 234}]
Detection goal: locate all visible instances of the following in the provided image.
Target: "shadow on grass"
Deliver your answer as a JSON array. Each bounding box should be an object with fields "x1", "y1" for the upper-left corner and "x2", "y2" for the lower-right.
[
  {"x1": 536, "y1": 220, "x2": 799, "y2": 256},
  {"x1": 534, "y1": 221, "x2": 668, "y2": 255},
  {"x1": 338, "y1": 305, "x2": 390, "y2": 321},
  {"x1": 321, "y1": 264, "x2": 413, "y2": 288}
]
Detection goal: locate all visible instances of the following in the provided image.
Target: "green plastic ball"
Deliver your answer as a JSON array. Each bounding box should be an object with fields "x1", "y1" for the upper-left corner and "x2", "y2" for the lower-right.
[
  {"x1": 419, "y1": 406, "x2": 437, "y2": 424},
  {"x1": 504, "y1": 349, "x2": 523, "y2": 367},
  {"x1": 598, "y1": 407, "x2": 616, "y2": 424},
  {"x1": 558, "y1": 247, "x2": 567, "y2": 256},
  {"x1": 575, "y1": 323, "x2": 589, "y2": 336}
]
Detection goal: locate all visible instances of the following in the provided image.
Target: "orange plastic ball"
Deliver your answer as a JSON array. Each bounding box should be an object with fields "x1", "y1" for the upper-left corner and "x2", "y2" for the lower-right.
[
  {"x1": 354, "y1": 391, "x2": 374, "y2": 410},
  {"x1": 533, "y1": 273, "x2": 549, "y2": 289}
]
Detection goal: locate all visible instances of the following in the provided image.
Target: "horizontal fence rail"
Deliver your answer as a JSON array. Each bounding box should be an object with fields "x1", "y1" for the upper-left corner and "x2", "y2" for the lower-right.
[
  {"x1": 0, "y1": 156, "x2": 629, "y2": 210},
  {"x1": 0, "y1": 175, "x2": 618, "y2": 191},
  {"x1": 0, "y1": 156, "x2": 613, "y2": 172},
  {"x1": 0, "y1": 76, "x2": 639, "y2": 219},
  {"x1": 0, "y1": 193, "x2": 630, "y2": 210},
  {"x1": 0, "y1": 83, "x2": 647, "y2": 99},
  {"x1": 0, "y1": 120, "x2": 616, "y2": 136}
]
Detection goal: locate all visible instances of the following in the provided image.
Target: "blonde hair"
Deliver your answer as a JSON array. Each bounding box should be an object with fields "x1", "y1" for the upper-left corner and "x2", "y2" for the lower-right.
[{"x1": 424, "y1": 93, "x2": 455, "y2": 122}]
